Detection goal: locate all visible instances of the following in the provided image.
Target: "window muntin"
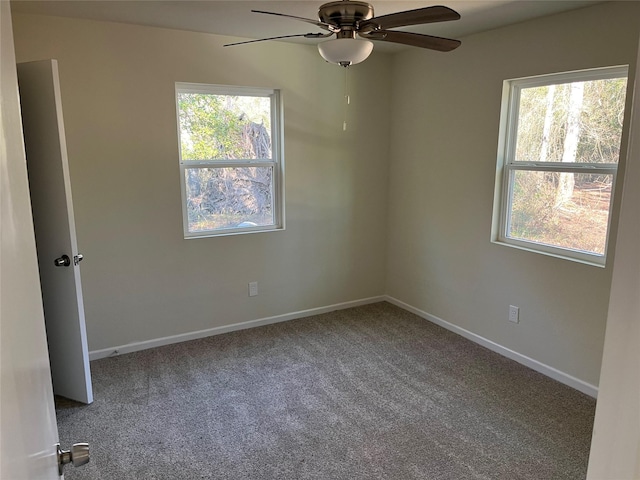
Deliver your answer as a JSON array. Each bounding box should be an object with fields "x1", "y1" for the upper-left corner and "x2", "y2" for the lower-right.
[
  {"x1": 494, "y1": 66, "x2": 628, "y2": 266},
  {"x1": 176, "y1": 83, "x2": 283, "y2": 238}
]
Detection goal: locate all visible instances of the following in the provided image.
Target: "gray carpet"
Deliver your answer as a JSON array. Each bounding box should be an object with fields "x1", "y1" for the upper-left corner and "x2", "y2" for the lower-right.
[{"x1": 56, "y1": 302, "x2": 595, "y2": 479}]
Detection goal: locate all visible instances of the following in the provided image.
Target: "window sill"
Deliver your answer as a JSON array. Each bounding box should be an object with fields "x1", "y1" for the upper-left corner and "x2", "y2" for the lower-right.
[
  {"x1": 184, "y1": 225, "x2": 284, "y2": 239},
  {"x1": 491, "y1": 238, "x2": 606, "y2": 268}
]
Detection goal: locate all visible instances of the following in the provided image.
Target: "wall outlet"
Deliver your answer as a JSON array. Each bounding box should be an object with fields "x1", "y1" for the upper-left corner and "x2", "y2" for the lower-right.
[
  {"x1": 248, "y1": 281, "x2": 258, "y2": 297},
  {"x1": 509, "y1": 305, "x2": 520, "y2": 323}
]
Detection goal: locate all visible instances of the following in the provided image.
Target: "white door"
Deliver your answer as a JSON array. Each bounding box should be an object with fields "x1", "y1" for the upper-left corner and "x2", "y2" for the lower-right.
[
  {"x1": 17, "y1": 59, "x2": 93, "y2": 404},
  {"x1": 0, "y1": 2, "x2": 60, "y2": 478}
]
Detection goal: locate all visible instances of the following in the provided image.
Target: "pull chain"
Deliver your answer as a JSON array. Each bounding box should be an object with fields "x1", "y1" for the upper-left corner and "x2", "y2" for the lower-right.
[{"x1": 343, "y1": 66, "x2": 350, "y2": 131}]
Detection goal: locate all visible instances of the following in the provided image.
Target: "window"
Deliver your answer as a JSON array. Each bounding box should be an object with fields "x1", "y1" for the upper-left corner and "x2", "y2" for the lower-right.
[
  {"x1": 492, "y1": 66, "x2": 628, "y2": 266},
  {"x1": 175, "y1": 83, "x2": 284, "y2": 238}
]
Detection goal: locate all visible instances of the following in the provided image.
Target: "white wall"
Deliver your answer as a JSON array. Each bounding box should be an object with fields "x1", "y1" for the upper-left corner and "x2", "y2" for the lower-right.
[
  {"x1": 386, "y1": 1, "x2": 640, "y2": 388},
  {"x1": 11, "y1": 14, "x2": 392, "y2": 352}
]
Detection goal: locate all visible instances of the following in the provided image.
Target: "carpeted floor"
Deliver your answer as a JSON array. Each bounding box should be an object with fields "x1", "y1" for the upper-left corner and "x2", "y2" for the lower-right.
[{"x1": 56, "y1": 302, "x2": 595, "y2": 479}]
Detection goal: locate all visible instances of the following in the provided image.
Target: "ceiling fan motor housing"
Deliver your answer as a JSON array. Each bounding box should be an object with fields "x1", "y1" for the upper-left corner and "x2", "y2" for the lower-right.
[{"x1": 318, "y1": 1, "x2": 374, "y2": 29}]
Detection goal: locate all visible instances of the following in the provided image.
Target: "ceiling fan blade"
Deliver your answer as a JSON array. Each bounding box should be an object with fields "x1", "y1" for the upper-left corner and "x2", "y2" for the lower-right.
[
  {"x1": 360, "y1": 30, "x2": 461, "y2": 52},
  {"x1": 224, "y1": 32, "x2": 332, "y2": 47},
  {"x1": 251, "y1": 10, "x2": 340, "y2": 32},
  {"x1": 359, "y1": 6, "x2": 460, "y2": 32}
]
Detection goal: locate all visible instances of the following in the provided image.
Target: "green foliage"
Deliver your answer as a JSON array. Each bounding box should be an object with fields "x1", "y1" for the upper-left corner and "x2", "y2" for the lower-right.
[
  {"x1": 185, "y1": 166, "x2": 273, "y2": 231},
  {"x1": 177, "y1": 93, "x2": 274, "y2": 231},
  {"x1": 578, "y1": 78, "x2": 627, "y2": 165},
  {"x1": 507, "y1": 75, "x2": 626, "y2": 254},
  {"x1": 179, "y1": 94, "x2": 246, "y2": 160},
  {"x1": 509, "y1": 171, "x2": 611, "y2": 254},
  {"x1": 510, "y1": 171, "x2": 558, "y2": 240},
  {"x1": 515, "y1": 77, "x2": 626, "y2": 168}
]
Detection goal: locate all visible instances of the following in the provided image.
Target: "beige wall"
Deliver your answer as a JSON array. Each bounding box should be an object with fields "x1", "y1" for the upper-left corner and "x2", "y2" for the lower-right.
[
  {"x1": 12, "y1": 14, "x2": 392, "y2": 351},
  {"x1": 386, "y1": 1, "x2": 640, "y2": 387},
  {"x1": 11, "y1": 2, "x2": 640, "y2": 390}
]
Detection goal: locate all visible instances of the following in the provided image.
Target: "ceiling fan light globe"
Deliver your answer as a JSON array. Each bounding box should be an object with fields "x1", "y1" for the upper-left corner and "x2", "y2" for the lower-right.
[{"x1": 317, "y1": 38, "x2": 374, "y2": 65}]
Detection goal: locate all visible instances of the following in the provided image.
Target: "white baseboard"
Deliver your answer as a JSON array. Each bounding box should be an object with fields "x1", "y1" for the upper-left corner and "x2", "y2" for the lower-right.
[
  {"x1": 90, "y1": 294, "x2": 598, "y2": 398},
  {"x1": 384, "y1": 295, "x2": 598, "y2": 398},
  {"x1": 89, "y1": 296, "x2": 386, "y2": 361}
]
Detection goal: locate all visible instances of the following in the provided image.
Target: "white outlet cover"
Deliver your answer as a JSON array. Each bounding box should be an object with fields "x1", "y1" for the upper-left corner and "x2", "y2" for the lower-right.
[{"x1": 509, "y1": 305, "x2": 519, "y2": 323}]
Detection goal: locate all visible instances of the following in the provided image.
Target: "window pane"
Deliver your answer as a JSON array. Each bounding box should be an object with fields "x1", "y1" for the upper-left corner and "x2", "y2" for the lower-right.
[
  {"x1": 185, "y1": 167, "x2": 273, "y2": 232},
  {"x1": 178, "y1": 93, "x2": 272, "y2": 161},
  {"x1": 508, "y1": 170, "x2": 613, "y2": 255},
  {"x1": 515, "y1": 77, "x2": 627, "y2": 164}
]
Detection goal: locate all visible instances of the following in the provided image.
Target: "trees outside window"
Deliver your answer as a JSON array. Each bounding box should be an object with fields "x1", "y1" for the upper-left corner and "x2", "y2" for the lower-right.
[
  {"x1": 176, "y1": 84, "x2": 284, "y2": 237},
  {"x1": 493, "y1": 66, "x2": 628, "y2": 265}
]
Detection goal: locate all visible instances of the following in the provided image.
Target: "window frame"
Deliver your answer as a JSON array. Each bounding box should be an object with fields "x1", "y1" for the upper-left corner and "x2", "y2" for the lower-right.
[
  {"x1": 492, "y1": 65, "x2": 629, "y2": 267},
  {"x1": 175, "y1": 82, "x2": 285, "y2": 239}
]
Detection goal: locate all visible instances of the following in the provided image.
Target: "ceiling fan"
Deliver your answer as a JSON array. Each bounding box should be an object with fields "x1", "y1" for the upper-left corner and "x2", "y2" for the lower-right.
[{"x1": 224, "y1": 1, "x2": 462, "y2": 67}]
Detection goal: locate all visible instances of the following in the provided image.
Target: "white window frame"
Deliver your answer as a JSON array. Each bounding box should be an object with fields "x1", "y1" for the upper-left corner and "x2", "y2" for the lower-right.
[
  {"x1": 175, "y1": 82, "x2": 285, "y2": 238},
  {"x1": 492, "y1": 65, "x2": 628, "y2": 267}
]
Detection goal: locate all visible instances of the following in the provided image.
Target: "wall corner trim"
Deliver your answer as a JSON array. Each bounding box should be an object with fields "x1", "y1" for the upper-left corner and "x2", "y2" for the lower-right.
[{"x1": 384, "y1": 295, "x2": 599, "y2": 398}]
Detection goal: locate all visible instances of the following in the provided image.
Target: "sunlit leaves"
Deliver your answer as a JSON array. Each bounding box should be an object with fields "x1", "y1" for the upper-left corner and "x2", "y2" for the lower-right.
[
  {"x1": 178, "y1": 93, "x2": 271, "y2": 161},
  {"x1": 502, "y1": 70, "x2": 627, "y2": 259},
  {"x1": 515, "y1": 77, "x2": 627, "y2": 165},
  {"x1": 177, "y1": 90, "x2": 276, "y2": 232}
]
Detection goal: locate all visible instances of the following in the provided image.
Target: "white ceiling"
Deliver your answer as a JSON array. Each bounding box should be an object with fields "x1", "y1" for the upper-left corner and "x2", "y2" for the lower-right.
[{"x1": 10, "y1": 0, "x2": 603, "y2": 52}]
